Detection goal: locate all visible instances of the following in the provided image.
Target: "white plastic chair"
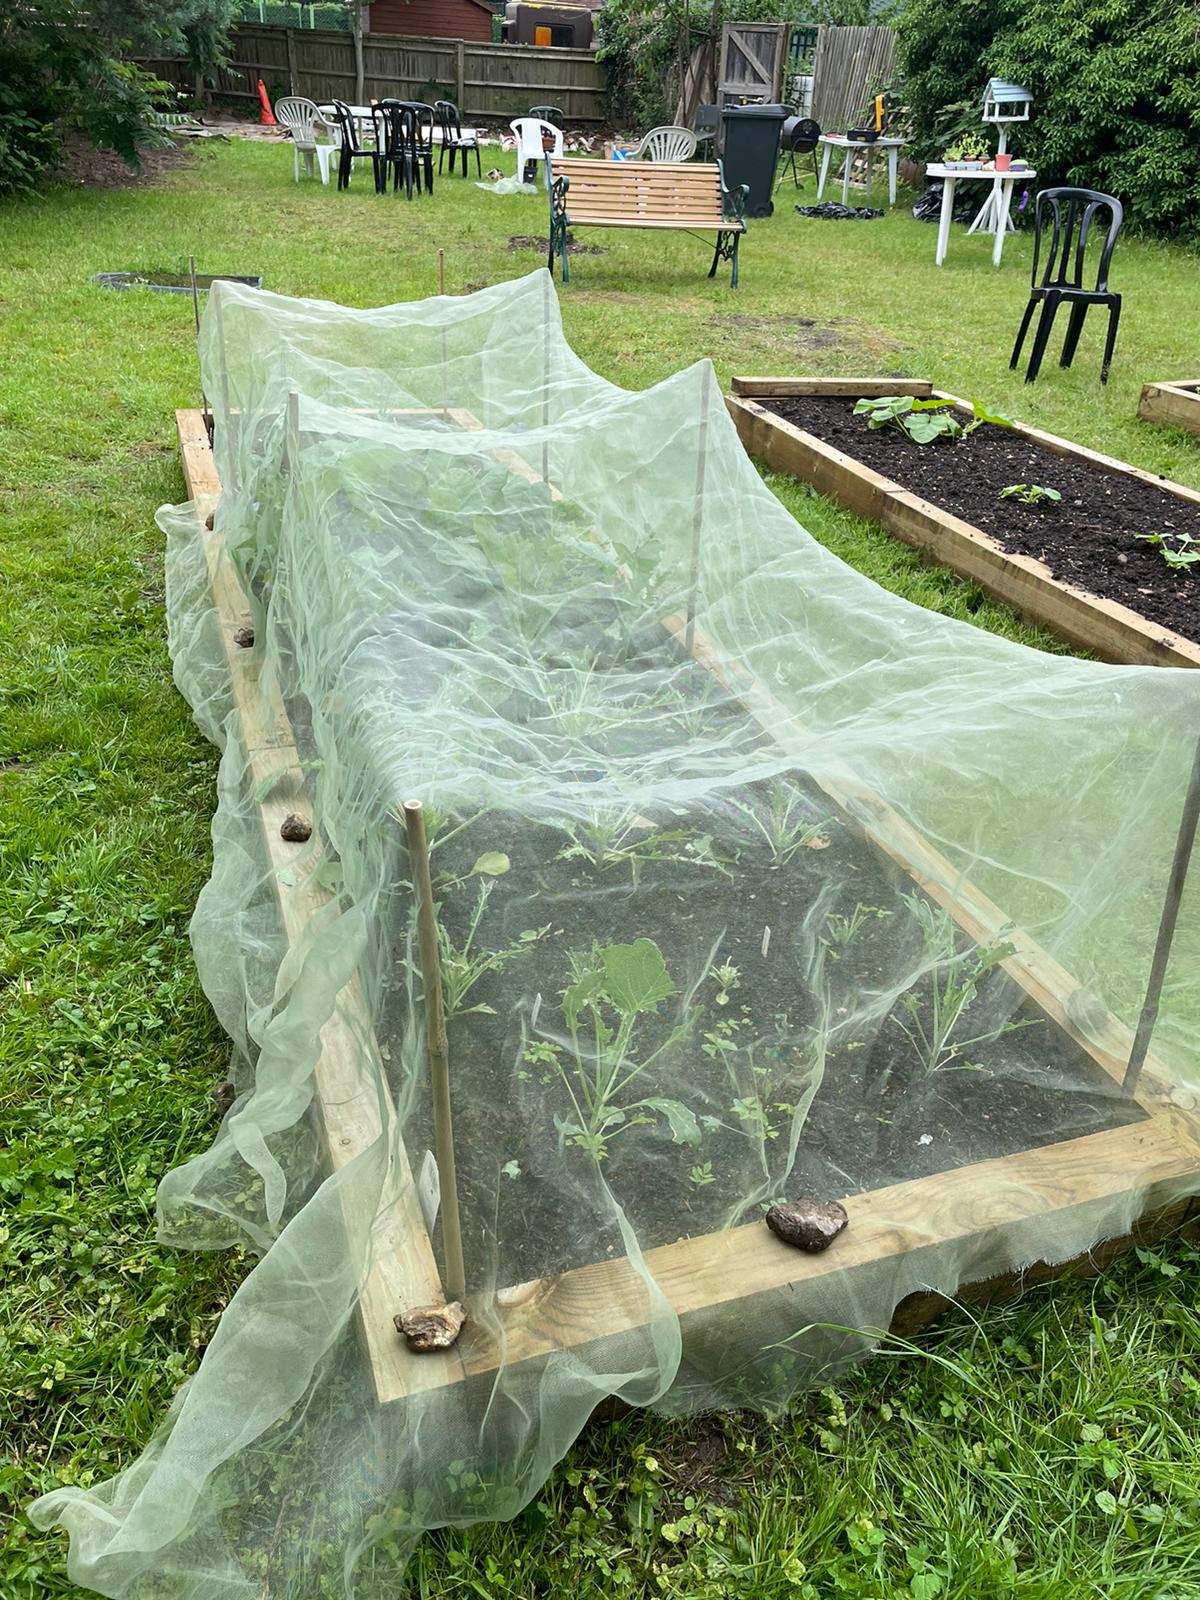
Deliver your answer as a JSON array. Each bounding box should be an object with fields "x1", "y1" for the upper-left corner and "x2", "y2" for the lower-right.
[
  {"x1": 276, "y1": 97, "x2": 337, "y2": 185},
  {"x1": 510, "y1": 117, "x2": 564, "y2": 188},
  {"x1": 633, "y1": 126, "x2": 698, "y2": 162}
]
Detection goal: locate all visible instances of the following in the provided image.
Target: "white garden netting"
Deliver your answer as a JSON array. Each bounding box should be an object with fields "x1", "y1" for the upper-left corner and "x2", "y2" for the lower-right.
[{"x1": 32, "y1": 272, "x2": 1200, "y2": 1598}]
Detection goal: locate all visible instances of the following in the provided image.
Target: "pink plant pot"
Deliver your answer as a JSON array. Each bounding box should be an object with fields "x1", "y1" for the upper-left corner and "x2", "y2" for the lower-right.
[{"x1": 994, "y1": 153, "x2": 1012, "y2": 172}]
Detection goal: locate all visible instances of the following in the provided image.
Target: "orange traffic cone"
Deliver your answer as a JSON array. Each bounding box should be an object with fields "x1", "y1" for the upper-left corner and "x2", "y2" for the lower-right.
[{"x1": 257, "y1": 79, "x2": 277, "y2": 127}]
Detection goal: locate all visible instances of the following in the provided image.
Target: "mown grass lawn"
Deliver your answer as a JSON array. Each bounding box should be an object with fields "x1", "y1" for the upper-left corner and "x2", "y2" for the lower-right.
[{"x1": 4, "y1": 133, "x2": 1200, "y2": 1599}]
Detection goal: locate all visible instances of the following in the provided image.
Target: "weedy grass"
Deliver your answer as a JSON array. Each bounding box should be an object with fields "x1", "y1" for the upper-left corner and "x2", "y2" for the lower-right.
[{"x1": 3, "y1": 134, "x2": 1200, "y2": 1596}]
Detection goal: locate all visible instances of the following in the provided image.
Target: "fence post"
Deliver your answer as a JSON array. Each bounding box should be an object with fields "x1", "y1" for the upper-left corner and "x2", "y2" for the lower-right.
[
  {"x1": 455, "y1": 39, "x2": 465, "y2": 109},
  {"x1": 285, "y1": 28, "x2": 298, "y2": 97}
]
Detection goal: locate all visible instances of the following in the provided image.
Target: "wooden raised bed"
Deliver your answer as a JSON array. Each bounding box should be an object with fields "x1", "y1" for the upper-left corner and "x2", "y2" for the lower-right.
[
  {"x1": 1140, "y1": 380, "x2": 1200, "y2": 440},
  {"x1": 728, "y1": 377, "x2": 1200, "y2": 669},
  {"x1": 177, "y1": 408, "x2": 1200, "y2": 1413}
]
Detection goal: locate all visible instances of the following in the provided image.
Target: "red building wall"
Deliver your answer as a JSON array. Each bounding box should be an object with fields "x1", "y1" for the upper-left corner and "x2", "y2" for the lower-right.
[{"x1": 368, "y1": 0, "x2": 495, "y2": 41}]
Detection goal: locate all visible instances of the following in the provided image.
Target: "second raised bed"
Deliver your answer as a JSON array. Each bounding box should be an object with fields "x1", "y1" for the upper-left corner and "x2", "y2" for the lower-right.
[{"x1": 729, "y1": 377, "x2": 1200, "y2": 668}]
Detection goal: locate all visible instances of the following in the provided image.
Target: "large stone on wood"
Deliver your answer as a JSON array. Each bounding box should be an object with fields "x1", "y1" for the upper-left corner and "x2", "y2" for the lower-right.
[
  {"x1": 765, "y1": 1197, "x2": 849, "y2": 1253},
  {"x1": 394, "y1": 1301, "x2": 466, "y2": 1352}
]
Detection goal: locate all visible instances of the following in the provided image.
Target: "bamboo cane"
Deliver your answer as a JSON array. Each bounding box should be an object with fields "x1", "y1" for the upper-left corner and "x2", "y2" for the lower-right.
[
  {"x1": 403, "y1": 800, "x2": 467, "y2": 1300},
  {"x1": 684, "y1": 365, "x2": 711, "y2": 656},
  {"x1": 1123, "y1": 731, "x2": 1200, "y2": 1095}
]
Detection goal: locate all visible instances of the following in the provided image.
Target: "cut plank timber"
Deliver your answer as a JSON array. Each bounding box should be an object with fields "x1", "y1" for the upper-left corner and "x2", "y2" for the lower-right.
[
  {"x1": 726, "y1": 389, "x2": 1200, "y2": 669},
  {"x1": 176, "y1": 410, "x2": 462, "y2": 1406},
  {"x1": 1138, "y1": 381, "x2": 1200, "y2": 440},
  {"x1": 732, "y1": 377, "x2": 933, "y2": 399}
]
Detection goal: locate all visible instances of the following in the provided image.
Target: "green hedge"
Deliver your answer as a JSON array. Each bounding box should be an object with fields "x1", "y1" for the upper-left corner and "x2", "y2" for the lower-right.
[{"x1": 895, "y1": 0, "x2": 1200, "y2": 242}]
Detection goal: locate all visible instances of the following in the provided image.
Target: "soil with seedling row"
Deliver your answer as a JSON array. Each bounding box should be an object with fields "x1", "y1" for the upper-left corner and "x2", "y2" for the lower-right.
[
  {"x1": 764, "y1": 394, "x2": 1200, "y2": 639},
  {"x1": 376, "y1": 662, "x2": 1142, "y2": 1289}
]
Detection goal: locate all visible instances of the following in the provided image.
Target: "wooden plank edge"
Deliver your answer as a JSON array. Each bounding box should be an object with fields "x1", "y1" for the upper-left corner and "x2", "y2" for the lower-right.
[
  {"x1": 175, "y1": 410, "x2": 462, "y2": 1406},
  {"x1": 457, "y1": 1113, "x2": 1200, "y2": 1378},
  {"x1": 725, "y1": 394, "x2": 1200, "y2": 669}
]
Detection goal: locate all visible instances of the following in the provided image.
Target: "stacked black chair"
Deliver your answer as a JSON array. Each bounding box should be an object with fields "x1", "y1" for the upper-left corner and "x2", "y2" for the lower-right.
[
  {"x1": 330, "y1": 100, "x2": 379, "y2": 192},
  {"x1": 1010, "y1": 188, "x2": 1124, "y2": 384},
  {"x1": 392, "y1": 101, "x2": 436, "y2": 193},
  {"x1": 529, "y1": 104, "x2": 564, "y2": 128},
  {"x1": 435, "y1": 100, "x2": 482, "y2": 178},
  {"x1": 374, "y1": 101, "x2": 423, "y2": 199}
]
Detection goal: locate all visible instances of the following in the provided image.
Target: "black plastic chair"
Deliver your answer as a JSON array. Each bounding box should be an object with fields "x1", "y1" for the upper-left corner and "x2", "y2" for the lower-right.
[
  {"x1": 777, "y1": 116, "x2": 821, "y2": 189},
  {"x1": 693, "y1": 103, "x2": 720, "y2": 150},
  {"x1": 529, "y1": 104, "x2": 564, "y2": 129},
  {"x1": 374, "y1": 101, "x2": 423, "y2": 199},
  {"x1": 1010, "y1": 187, "x2": 1124, "y2": 385},
  {"x1": 393, "y1": 101, "x2": 435, "y2": 193},
  {"x1": 330, "y1": 99, "x2": 379, "y2": 192},
  {"x1": 435, "y1": 100, "x2": 481, "y2": 178}
]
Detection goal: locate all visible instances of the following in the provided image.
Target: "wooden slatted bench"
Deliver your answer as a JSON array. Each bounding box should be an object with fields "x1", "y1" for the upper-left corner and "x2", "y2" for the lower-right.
[{"x1": 547, "y1": 157, "x2": 749, "y2": 287}]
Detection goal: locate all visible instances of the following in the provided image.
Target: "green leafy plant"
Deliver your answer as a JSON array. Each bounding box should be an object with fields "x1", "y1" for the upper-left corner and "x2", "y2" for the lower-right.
[
  {"x1": 529, "y1": 937, "x2": 704, "y2": 1162},
  {"x1": 1135, "y1": 531, "x2": 1200, "y2": 572},
  {"x1": 999, "y1": 483, "x2": 1061, "y2": 506},
  {"x1": 893, "y1": 894, "x2": 1037, "y2": 1077},
  {"x1": 825, "y1": 903, "x2": 892, "y2": 957},
  {"x1": 409, "y1": 875, "x2": 549, "y2": 1021},
  {"x1": 730, "y1": 782, "x2": 832, "y2": 866},
  {"x1": 853, "y1": 395, "x2": 1013, "y2": 445},
  {"x1": 554, "y1": 807, "x2": 732, "y2": 885}
]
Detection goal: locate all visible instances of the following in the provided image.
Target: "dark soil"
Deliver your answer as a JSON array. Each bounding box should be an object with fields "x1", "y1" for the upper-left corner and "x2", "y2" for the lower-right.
[
  {"x1": 763, "y1": 393, "x2": 1200, "y2": 638},
  {"x1": 57, "y1": 134, "x2": 196, "y2": 190},
  {"x1": 508, "y1": 233, "x2": 605, "y2": 256}
]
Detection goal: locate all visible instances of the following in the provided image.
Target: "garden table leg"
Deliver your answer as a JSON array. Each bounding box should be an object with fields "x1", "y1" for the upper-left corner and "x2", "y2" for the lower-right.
[
  {"x1": 887, "y1": 147, "x2": 897, "y2": 206},
  {"x1": 817, "y1": 142, "x2": 832, "y2": 199},
  {"x1": 935, "y1": 176, "x2": 955, "y2": 266},
  {"x1": 841, "y1": 149, "x2": 852, "y2": 206},
  {"x1": 864, "y1": 146, "x2": 872, "y2": 203},
  {"x1": 992, "y1": 179, "x2": 1016, "y2": 267}
]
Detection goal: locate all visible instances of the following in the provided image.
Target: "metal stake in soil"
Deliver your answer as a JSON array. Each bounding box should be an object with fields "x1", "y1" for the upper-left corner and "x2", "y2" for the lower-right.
[
  {"x1": 404, "y1": 799, "x2": 467, "y2": 1301},
  {"x1": 1124, "y1": 731, "x2": 1200, "y2": 1095}
]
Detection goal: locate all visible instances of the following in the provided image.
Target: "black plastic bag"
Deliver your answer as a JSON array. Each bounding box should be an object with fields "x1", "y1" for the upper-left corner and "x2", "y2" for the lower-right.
[
  {"x1": 795, "y1": 201, "x2": 884, "y2": 221},
  {"x1": 911, "y1": 181, "x2": 976, "y2": 224}
]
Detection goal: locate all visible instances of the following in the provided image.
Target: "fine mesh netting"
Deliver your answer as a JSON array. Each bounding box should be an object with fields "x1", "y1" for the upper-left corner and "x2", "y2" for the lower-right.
[{"x1": 32, "y1": 272, "x2": 1200, "y2": 1598}]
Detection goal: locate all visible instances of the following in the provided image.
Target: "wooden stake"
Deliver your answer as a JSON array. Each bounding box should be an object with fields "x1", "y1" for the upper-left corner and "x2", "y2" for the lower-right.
[
  {"x1": 403, "y1": 800, "x2": 467, "y2": 1301},
  {"x1": 684, "y1": 365, "x2": 711, "y2": 656},
  {"x1": 189, "y1": 254, "x2": 210, "y2": 438},
  {"x1": 1124, "y1": 732, "x2": 1200, "y2": 1094},
  {"x1": 437, "y1": 248, "x2": 446, "y2": 296}
]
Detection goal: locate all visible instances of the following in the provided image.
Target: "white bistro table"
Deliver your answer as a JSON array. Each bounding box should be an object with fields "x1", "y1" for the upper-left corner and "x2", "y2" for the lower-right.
[
  {"x1": 926, "y1": 162, "x2": 1037, "y2": 268},
  {"x1": 816, "y1": 134, "x2": 906, "y2": 208}
]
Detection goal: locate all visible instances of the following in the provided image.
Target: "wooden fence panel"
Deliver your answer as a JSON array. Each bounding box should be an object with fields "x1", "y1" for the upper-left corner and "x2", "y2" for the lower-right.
[
  {"x1": 809, "y1": 25, "x2": 896, "y2": 133},
  {"x1": 141, "y1": 23, "x2": 606, "y2": 119}
]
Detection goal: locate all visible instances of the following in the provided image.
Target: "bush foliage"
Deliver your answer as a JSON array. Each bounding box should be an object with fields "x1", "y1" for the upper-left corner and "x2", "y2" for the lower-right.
[
  {"x1": 896, "y1": 0, "x2": 1200, "y2": 241},
  {"x1": 0, "y1": 0, "x2": 237, "y2": 196}
]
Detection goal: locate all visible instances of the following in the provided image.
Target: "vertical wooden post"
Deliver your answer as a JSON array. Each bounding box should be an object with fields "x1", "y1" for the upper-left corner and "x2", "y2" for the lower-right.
[
  {"x1": 285, "y1": 27, "x2": 299, "y2": 98},
  {"x1": 404, "y1": 800, "x2": 467, "y2": 1302},
  {"x1": 455, "y1": 39, "x2": 466, "y2": 110},
  {"x1": 684, "y1": 364, "x2": 711, "y2": 656},
  {"x1": 1124, "y1": 732, "x2": 1200, "y2": 1095}
]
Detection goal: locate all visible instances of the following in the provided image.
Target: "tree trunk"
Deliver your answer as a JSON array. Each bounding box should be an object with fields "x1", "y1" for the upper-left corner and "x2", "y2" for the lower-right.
[{"x1": 352, "y1": 2, "x2": 366, "y2": 103}]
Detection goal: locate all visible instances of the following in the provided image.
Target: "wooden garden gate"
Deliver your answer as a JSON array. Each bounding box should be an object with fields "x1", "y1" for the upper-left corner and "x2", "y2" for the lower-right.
[{"x1": 718, "y1": 22, "x2": 790, "y2": 104}]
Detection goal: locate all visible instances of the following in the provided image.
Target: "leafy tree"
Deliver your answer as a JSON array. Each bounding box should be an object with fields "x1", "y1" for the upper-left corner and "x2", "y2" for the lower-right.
[
  {"x1": 895, "y1": 0, "x2": 1200, "y2": 242},
  {"x1": 0, "y1": 0, "x2": 237, "y2": 195}
]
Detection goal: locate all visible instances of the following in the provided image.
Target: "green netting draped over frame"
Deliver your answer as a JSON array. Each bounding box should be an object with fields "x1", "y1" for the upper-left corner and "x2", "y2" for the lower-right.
[{"x1": 32, "y1": 272, "x2": 1200, "y2": 1597}]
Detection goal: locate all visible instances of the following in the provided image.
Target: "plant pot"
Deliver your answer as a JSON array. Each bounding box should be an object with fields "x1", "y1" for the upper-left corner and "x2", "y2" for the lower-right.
[
  {"x1": 994, "y1": 154, "x2": 1012, "y2": 172},
  {"x1": 541, "y1": 136, "x2": 555, "y2": 153}
]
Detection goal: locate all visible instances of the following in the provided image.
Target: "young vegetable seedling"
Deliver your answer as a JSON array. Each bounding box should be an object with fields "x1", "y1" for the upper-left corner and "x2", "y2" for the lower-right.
[
  {"x1": 1136, "y1": 531, "x2": 1200, "y2": 572},
  {"x1": 999, "y1": 484, "x2": 1061, "y2": 506},
  {"x1": 853, "y1": 395, "x2": 1013, "y2": 446}
]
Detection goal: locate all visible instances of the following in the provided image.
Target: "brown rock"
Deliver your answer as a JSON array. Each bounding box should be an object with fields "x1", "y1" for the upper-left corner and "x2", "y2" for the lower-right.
[
  {"x1": 204, "y1": 510, "x2": 215, "y2": 531},
  {"x1": 765, "y1": 1197, "x2": 849, "y2": 1253},
  {"x1": 209, "y1": 1079, "x2": 236, "y2": 1116},
  {"x1": 394, "y1": 1301, "x2": 466, "y2": 1352},
  {"x1": 279, "y1": 814, "x2": 312, "y2": 843},
  {"x1": 233, "y1": 626, "x2": 255, "y2": 648}
]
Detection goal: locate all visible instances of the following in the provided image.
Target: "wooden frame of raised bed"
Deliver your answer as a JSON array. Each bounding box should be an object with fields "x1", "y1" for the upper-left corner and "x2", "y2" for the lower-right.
[
  {"x1": 728, "y1": 378, "x2": 1200, "y2": 669},
  {"x1": 1139, "y1": 380, "x2": 1200, "y2": 441},
  {"x1": 177, "y1": 407, "x2": 1200, "y2": 1414}
]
